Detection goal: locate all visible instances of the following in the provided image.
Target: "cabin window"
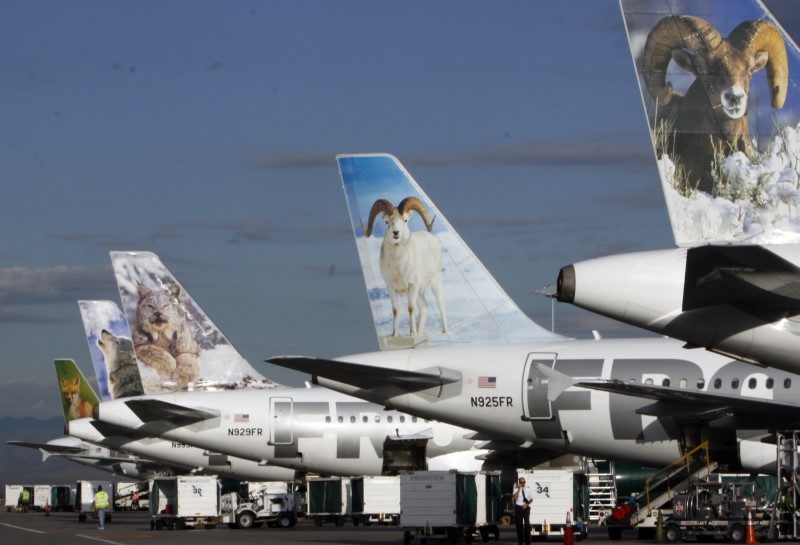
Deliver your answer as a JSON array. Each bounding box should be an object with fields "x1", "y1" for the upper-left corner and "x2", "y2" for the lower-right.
[
  {"x1": 645, "y1": 378, "x2": 653, "y2": 385},
  {"x1": 662, "y1": 378, "x2": 670, "y2": 387},
  {"x1": 400, "y1": 416, "x2": 405, "y2": 423},
  {"x1": 696, "y1": 378, "x2": 705, "y2": 389},
  {"x1": 679, "y1": 378, "x2": 687, "y2": 388},
  {"x1": 713, "y1": 378, "x2": 722, "y2": 389},
  {"x1": 785, "y1": 378, "x2": 792, "y2": 389},
  {"x1": 731, "y1": 379, "x2": 740, "y2": 389},
  {"x1": 337, "y1": 416, "x2": 343, "y2": 423},
  {"x1": 412, "y1": 416, "x2": 417, "y2": 423},
  {"x1": 350, "y1": 416, "x2": 356, "y2": 423},
  {"x1": 748, "y1": 378, "x2": 757, "y2": 389},
  {"x1": 766, "y1": 378, "x2": 774, "y2": 389},
  {"x1": 325, "y1": 416, "x2": 331, "y2": 423},
  {"x1": 374, "y1": 416, "x2": 380, "y2": 423},
  {"x1": 387, "y1": 416, "x2": 393, "y2": 423},
  {"x1": 362, "y1": 416, "x2": 368, "y2": 423}
]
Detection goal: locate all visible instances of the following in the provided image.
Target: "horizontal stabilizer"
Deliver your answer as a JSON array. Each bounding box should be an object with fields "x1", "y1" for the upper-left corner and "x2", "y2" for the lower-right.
[
  {"x1": 533, "y1": 363, "x2": 576, "y2": 402},
  {"x1": 6, "y1": 440, "x2": 84, "y2": 454},
  {"x1": 684, "y1": 245, "x2": 800, "y2": 312},
  {"x1": 267, "y1": 356, "x2": 461, "y2": 392},
  {"x1": 124, "y1": 399, "x2": 219, "y2": 424},
  {"x1": 578, "y1": 379, "x2": 800, "y2": 426}
]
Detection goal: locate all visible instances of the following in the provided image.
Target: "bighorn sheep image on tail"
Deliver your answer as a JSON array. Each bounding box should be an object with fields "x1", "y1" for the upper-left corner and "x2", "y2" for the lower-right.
[
  {"x1": 643, "y1": 15, "x2": 788, "y2": 194},
  {"x1": 362, "y1": 196, "x2": 448, "y2": 337}
]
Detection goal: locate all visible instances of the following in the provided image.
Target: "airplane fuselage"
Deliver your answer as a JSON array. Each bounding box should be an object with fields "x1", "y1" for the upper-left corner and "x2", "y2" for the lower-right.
[
  {"x1": 94, "y1": 385, "x2": 489, "y2": 476},
  {"x1": 310, "y1": 336, "x2": 787, "y2": 473}
]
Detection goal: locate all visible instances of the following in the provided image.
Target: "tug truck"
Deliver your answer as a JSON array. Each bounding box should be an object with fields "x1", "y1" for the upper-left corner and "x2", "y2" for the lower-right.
[
  {"x1": 663, "y1": 482, "x2": 776, "y2": 543},
  {"x1": 220, "y1": 481, "x2": 302, "y2": 529}
]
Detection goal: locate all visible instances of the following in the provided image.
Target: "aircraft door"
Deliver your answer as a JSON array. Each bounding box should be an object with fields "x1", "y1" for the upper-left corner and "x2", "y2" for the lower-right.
[
  {"x1": 522, "y1": 353, "x2": 558, "y2": 420},
  {"x1": 270, "y1": 396, "x2": 293, "y2": 445}
]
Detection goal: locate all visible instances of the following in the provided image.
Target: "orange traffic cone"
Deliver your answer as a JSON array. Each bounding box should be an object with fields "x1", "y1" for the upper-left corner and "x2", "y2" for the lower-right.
[
  {"x1": 745, "y1": 507, "x2": 758, "y2": 545},
  {"x1": 564, "y1": 509, "x2": 574, "y2": 545}
]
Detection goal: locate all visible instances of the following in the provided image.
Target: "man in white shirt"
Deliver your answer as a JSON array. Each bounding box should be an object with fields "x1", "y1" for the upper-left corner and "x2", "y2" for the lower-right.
[{"x1": 513, "y1": 476, "x2": 534, "y2": 545}]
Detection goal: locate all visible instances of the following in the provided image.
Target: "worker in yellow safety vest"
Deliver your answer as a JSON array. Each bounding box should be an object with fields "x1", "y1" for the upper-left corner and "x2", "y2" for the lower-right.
[{"x1": 92, "y1": 485, "x2": 109, "y2": 530}]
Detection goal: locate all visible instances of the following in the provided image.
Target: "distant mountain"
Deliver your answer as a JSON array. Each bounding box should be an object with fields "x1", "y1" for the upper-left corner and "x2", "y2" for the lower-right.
[{"x1": 0, "y1": 416, "x2": 123, "y2": 503}]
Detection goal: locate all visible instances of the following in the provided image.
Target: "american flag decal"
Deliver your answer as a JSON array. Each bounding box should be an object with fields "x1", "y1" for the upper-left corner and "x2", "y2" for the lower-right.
[
  {"x1": 478, "y1": 376, "x2": 496, "y2": 388},
  {"x1": 234, "y1": 413, "x2": 250, "y2": 422}
]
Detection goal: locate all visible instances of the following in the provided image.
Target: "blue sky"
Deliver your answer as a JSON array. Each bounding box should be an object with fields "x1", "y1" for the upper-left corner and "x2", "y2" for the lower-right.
[{"x1": 2, "y1": 0, "x2": 798, "y2": 418}]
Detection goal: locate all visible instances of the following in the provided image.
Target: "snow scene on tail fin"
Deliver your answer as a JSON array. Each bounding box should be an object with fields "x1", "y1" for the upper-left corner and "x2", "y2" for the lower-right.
[
  {"x1": 110, "y1": 251, "x2": 278, "y2": 391},
  {"x1": 337, "y1": 153, "x2": 563, "y2": 349},
  {"x1": 620, "y1": 0, "x2": 800, "y2": 244},
  {"x1": 79, "y1": 300, "x2": 145, "y2": 400}
]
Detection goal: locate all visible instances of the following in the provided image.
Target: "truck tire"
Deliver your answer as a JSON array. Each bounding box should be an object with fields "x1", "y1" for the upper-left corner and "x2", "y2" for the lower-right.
[
  {"x1": 278, "y1": 514, "x2": 292, "y2": 528},
  {"x1": 729, "y1": 524, "x2": 746, "y2": 543},
  {"x1": 335, "y1": 516, "x2": 346, "y2": 526},
  {"x1": 608, "y1": 527, "x2": 623, "y2": 540},
  {"x1": 664, "y1": 524, "x2": 681, "y2": 543},
  {"x1": 236, "y1": 511, "x2": 255, "y2": 529},
  {"x1": 404, "y1": 530, "x2": 413, "y2": 545},
  {"x1": 314, "y1": 517, "x2": 323, "y2": 526}
]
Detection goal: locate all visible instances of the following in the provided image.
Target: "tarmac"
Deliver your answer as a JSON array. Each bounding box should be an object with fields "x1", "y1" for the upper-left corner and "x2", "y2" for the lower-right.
[{"x1": 0, "y1": 510, "x2": 633, "y2": 544}]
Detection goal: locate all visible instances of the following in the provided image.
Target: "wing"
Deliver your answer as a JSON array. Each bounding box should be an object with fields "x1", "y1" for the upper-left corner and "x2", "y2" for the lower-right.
[
  {"x1": 577, "y1": 379, "x2": 800, "y2": 428},
  {"x1": 267, "y1": 356, "x2": 461, "y2": 392},
  {"x1": 124, "y1": 399, "x2": 219, "y2": 424}
]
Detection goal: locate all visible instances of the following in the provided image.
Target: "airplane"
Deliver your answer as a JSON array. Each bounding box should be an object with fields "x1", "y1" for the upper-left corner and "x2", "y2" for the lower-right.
[
  {"x1": 7, "y1": 359, "x2": 162, "y2": 479},
  {"x1": 263, "y1": 152, "x2": 800, "y2": 474},
  {"x1": 87, "y1": 252, "x2": 518, "y2": 477},
  {"x1": 555, "y1": 0, "x2": 800, "y2": 376},
  {"x1": 67, "y1": 300, "x2": 298, "y2": 481}
]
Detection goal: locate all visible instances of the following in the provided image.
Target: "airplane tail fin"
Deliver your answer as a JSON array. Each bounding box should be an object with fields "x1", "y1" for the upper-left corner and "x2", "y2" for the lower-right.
[
  {"x1": 54, "y1": 359, "x2": 101, "y2": 423},
  {"x1": 110, "y1": 251, "x2": 279, "y2": 391},
  {"x1": 78, "y1": 300, "x2": 145, "y2": 400},
  {"x1": 619, "y1": 0, "x2": 800, "y2": 245},
  {"x1": 337, "y1": 153, "x2": 563, "y2": 349}
]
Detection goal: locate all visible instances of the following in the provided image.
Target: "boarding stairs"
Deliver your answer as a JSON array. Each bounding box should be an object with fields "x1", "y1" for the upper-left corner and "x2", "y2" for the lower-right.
[
  {"x1": 630, "y1": 442, "x2": 718, "y2": 526},
  {"x1": 587, "y1": 460, "x2": 617, "y2": 522}
]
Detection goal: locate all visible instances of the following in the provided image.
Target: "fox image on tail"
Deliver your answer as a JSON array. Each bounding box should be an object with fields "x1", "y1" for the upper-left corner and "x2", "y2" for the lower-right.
[{"x1": 59, "y1": 375, "x2": 95, "y2": 420}]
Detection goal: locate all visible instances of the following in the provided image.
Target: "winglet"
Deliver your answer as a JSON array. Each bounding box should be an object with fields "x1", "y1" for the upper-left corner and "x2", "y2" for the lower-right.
[
  {"x1": 337, "y1": 153, "x2": 564, "y2": 348},
  {"x1": 54, "y1": 359, "x2": 101, "y2": 423},
  {"x1": 619, "y1": 0, "x2": 800, "y2": 245}
]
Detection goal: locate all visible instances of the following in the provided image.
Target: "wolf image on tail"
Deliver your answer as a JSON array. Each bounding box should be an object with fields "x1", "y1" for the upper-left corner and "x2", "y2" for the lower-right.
[
  {"x1": 59, "y1": 375, "x2": 95, "y2": 420},
  {"x1": 97, "y1": 329, "x2": 144, "y2": 398}
]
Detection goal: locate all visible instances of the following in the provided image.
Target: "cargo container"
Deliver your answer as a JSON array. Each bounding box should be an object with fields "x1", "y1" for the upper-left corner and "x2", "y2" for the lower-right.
[
  {"x1": 150, "y1": 476, "x2": 221, "y2": 530},
  {"x1": 306, "y1": 476, "x2": 352, "y2": 526},
  {"x1": 351, "y1": 476, "x2": 401, "y2": 526}
]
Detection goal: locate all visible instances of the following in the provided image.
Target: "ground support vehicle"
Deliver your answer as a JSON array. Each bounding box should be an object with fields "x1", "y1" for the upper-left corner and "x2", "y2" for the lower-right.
[
  {"x1": 149, "y1": 476, "x2": 221, "y2": 530},
  {"x1": 400, "y1": 470, "x2": 502, "y2": 545},
  {"x1": 76, "y1": 480, "x2": 114, "y2": 523},
  {"x1": 516, "y1": 469, "x2": 589, "y2": 541},
  {"x1": 351, "y1": 476, "x2": 401, "y2": 526},
  {"x1": 306, "y1": 476, "x2": 352, "y2": 526},
  {"x1": 114, "y1": 481, "x2": 149, "y2": 511},
  {"x1": 605, "y1": 443, "x2": 717, "y2": 540},
  {"x1": 220, "y1": 481, "x2": 302, "y2": 529},
  {"x1": 663, "y1": 481, "x2": 777, "y2": 543}
]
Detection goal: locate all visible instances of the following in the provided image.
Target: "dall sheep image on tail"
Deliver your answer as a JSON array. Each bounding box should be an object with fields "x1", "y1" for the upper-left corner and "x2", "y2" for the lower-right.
[
  {"x1": 362, "y1": 196, "x2": 448, "y2": 338},
  {"x1": 644, "y1": 15, "x2": 788, "y2": 194}
]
